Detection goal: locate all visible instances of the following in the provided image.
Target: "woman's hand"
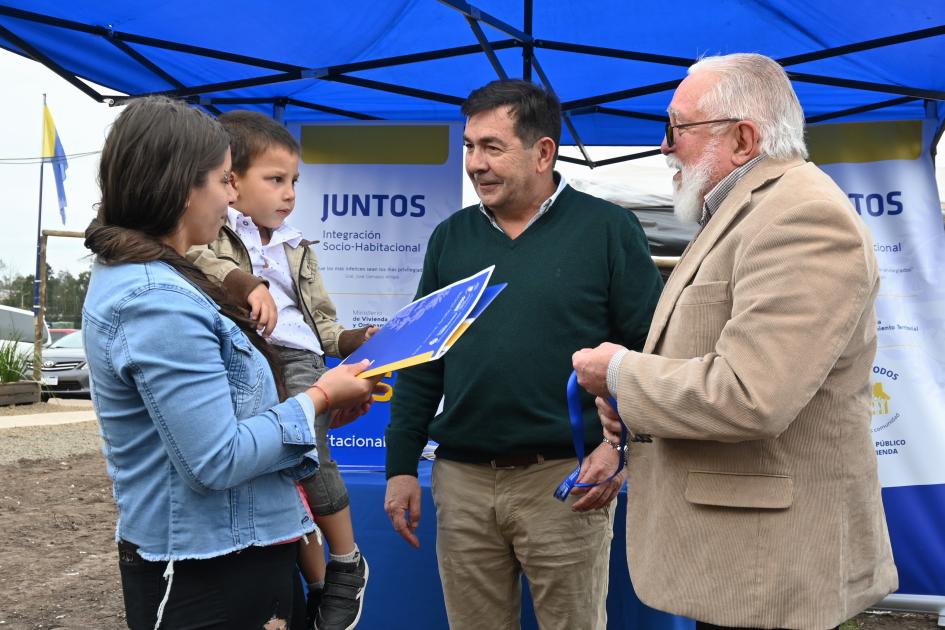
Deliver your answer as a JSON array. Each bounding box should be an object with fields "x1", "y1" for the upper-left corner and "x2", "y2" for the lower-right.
[
  {"x1": 306, "y1": 359, "x2": 381, "y2": 411},
  {"x1": 329, "y1": 402, "x2": 372, "y2": 429}
]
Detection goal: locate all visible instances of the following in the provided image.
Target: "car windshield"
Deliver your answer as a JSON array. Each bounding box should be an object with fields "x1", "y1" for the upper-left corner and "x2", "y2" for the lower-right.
[{"x1": 50, "y1": 331, "x2": 83, "y2": 349}]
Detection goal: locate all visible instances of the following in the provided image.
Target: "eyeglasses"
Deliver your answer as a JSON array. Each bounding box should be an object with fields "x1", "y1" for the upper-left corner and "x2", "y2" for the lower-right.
[{"x1": 664, "y1": 118, "x2": 739, "y2": 148}]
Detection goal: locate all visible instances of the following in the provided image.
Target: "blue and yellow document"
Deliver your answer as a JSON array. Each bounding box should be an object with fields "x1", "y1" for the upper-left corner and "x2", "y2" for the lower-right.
[{"x1": 345, "y1": 266, "x2": 506, "y2": 378}]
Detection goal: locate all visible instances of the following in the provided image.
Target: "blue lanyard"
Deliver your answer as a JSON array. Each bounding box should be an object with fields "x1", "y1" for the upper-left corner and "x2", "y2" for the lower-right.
[{"x1": 553, "y1": 371, "x2": 627, "y2": 501}]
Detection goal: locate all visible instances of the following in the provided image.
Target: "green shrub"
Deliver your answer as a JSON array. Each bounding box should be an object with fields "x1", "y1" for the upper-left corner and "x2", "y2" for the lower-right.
[{"x1": 0, "y1": 338, "x2": 29, "y2": 384}]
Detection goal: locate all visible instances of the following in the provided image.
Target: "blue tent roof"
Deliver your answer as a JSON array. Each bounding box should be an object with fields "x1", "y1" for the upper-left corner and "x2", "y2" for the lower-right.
[{"x1": 2, "y1": 1, "x2": 943, "y2": 164}]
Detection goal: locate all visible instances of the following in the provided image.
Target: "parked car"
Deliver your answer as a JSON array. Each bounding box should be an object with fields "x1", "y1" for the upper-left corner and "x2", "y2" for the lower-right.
[
  {"x1": 24, "y1": 330, "x2": 89, "y2": 398},
  {"x1": 49, "y1": 328, "x2": 78, "y2": 344},
  {"x1": 0, "y1": 304, "x2": 50, "y2": 360}
]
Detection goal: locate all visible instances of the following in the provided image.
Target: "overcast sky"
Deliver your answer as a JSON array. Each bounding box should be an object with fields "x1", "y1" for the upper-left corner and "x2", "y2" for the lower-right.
[
  {"x1": 0, "y1": 48, "x2": 126, "y2": 278},
  {"x1": 1, "y1": 47, "x2": 942, "y2": 278}
]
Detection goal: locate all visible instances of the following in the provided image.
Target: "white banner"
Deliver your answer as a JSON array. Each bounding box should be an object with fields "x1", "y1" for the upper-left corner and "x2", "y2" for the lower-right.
[
  {"x1": 814, "y1": 119, "x2": 945, "y2": 489},
  {"x1": 289, "y1": 121, "x2": 464, "y2": 327},
  {"x1": 287, "y1": 121, "x2": 463, "y2": 468}
]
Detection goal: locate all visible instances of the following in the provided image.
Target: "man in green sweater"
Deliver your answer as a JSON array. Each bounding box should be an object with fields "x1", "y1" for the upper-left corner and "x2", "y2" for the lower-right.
[{"x1": 383, "y1": 79, "x2": 662, "y2": 630}]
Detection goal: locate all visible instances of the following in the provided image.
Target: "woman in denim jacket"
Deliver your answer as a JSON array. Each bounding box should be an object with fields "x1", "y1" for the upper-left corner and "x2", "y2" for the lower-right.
[{"x1": 82, "y1": 96, "x2": 379, "y2": 630}]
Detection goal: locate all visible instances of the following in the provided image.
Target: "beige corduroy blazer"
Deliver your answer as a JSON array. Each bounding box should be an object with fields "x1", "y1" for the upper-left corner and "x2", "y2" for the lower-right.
[{"x1": 614, "y1": 158, "x2": 898, "y2": 629}]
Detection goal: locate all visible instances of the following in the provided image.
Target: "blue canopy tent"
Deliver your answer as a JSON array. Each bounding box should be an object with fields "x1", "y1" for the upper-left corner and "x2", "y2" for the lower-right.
[
  {"x1": 0, "y1": 1, "x2": 943, "y2": 165},
  {"x1": 3, "y1": 1, "x2": 944, "y2": 625}
]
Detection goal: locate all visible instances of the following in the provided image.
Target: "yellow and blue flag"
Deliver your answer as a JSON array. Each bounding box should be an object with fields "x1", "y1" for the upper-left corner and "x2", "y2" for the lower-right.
[{"x1": 41, "y1": 105, "x2": 68, "y2": 224}]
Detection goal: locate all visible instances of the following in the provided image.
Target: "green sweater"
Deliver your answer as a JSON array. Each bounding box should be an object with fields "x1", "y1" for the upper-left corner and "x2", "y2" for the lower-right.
[{"x1": 386, "y1": 185, "x2": 662, "y2": 477}]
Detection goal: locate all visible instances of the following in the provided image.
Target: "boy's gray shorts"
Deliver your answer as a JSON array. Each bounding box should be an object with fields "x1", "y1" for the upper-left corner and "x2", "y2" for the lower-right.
[{"x1": 274, "y1": 345, "x2": 349, "y2": 517}]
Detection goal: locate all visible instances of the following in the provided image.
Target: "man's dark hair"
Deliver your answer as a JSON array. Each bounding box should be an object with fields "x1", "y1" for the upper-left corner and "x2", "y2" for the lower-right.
[
  {"x1": 217, "y1": 110, "x2": 301, "y2": 174},
  {"x1": 461, "y1": 79, "x2": 561, "y2": 148}
]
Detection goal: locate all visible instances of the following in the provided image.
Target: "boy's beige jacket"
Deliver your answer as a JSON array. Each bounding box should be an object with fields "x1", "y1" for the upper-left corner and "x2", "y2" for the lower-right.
[
  {"x1": 614, "y1": 158, "x2": 898, "y2": 629},
  {"x1": 187, "y1": 225, "x2": 346, "y2": 358}
]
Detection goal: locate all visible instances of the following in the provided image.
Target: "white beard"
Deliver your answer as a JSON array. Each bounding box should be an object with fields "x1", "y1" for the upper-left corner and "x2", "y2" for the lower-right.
[{"x1": 667, "y1": 141, "x2": 720, "y2": 225}]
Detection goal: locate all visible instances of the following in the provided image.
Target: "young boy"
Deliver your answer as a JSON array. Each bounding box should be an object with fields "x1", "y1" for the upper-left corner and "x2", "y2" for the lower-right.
[{"x1": 188, "y1": 110, "x2": 375, "y2": 630}]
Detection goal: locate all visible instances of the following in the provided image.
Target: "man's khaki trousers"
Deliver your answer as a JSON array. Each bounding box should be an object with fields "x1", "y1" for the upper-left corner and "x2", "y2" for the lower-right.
[{"x1": 431, "y1": 458, "x2": 615, "y2": 630}]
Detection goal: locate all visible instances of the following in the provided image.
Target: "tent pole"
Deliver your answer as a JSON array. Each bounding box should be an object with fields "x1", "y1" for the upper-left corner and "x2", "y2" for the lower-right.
[
  {"x1": 777, "y1": 24, "x2": 945, "y2": 66},
  {"x1": 588, "y1": 105, "x2": 669, "y2": 123},
  {"x1": 325, "y1": 41, "x2": 519, "y2": 75},
  {"x1": 114, "y1": 71, "x2": 303, "y2": 101},
  {"x1": 465, "y1": 16, "x2": 508, "y2": 79},
  {"x1": 531, "y1": 56, "x2": 593, "y2": 166},
  {"x1": 535, "y1": 40, "x2": 693, "y2": 68},
  {"x1": 522, "y1": 0, "x2": 532, "y2": 81},
  {"x1": 436, "y1": 0, "x2": 531, "y2": 43},
  {"x1": 328, "y1": 75, "x2": 464, "y2": 105},
  {"x1": 0, "y1": 5, "x2": 299, "y2": 72},
  {"x1": 929, "y1": 101, "x2": 945, "y2": 164},
  {"x1": 103, "y1": 35, "x2": 222, "y2": 116},
  {"x1": 805, "y1": 96, "x2": 916, "y2": 124},
  {"x1": 556, "y1": 155, "x2": 592, "y2": 167},
  {"x1": 562, "y1": 79, "x2": 681, "y2": 111},
  {"x1": 593, "y1": 149, "x2": 663, "y2": 167},
  {"x1": 273, "y1": 99, "x2": 286, "y2": 124},
  {"x1": 788, "y1": 72, "x2": 945, "y2": 102},
  {"x1": 114, "y1": 72, "x2": 465, "y2": 106},
  {"x1": 0, "y1": 22, "x2": 103, "y2": 102},
  {"x1": 560, "y1": 113, "x2": 592, "y2": 166},
  {"x1": 285, "y1": 98, "x2": 379, "y2": 121}
]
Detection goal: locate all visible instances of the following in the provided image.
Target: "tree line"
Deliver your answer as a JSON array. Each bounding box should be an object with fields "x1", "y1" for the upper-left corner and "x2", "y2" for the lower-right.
[{"x1": 0, "y1": 260, "x2": 89, "y2": 328}]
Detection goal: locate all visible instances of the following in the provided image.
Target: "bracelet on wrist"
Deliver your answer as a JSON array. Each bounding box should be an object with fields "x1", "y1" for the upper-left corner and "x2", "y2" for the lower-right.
[
  {"x1": 602, "y1": 437, "x2": 627, "y2": 452},
  {"x1": 603, "y1": 436, "x2": 630, "y2": 465},
  {"x1": 311, "y1": 384, "x2": 332, "y2": 410}
]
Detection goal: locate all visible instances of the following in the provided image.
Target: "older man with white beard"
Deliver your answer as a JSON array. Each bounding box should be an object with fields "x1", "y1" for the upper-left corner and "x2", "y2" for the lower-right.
[{"x1": 572, "y1": 53, "x2": 897, "y2": 630}]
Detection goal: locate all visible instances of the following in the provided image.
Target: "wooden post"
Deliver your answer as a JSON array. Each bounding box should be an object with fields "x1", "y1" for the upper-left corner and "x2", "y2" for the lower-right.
[
  {"x1": 30, "y1": 230, "x2": 84, "y2": 382},
  {"x1": 42, "y1": 229, "x2": 84, "y2": 239},
  {"x1": 32, "y1": 234, "x2": 48, "y2": 382}
]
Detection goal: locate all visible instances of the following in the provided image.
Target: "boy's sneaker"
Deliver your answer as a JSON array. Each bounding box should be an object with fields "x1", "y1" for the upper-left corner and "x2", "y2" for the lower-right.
[
  {"x1": 315, "y1": 555, "x2": 369, "y2": 630},
  {"x1": 305, "y1": 586, "x2": 323, "y2": 630}
]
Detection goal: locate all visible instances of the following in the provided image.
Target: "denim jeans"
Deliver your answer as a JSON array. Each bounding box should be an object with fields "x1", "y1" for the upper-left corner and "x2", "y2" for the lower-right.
[
  {"x1": 275, "y1": 346, "x2": 351, "y2": 516},
  {"x1": 118, "y1": 539, "x2": 305, "y2": 629}
]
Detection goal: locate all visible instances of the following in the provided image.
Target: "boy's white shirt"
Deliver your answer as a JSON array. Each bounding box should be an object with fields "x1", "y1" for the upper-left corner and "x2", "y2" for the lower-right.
[{"x1": 227, "y1": 207, "x2": 323, "y2": 355}]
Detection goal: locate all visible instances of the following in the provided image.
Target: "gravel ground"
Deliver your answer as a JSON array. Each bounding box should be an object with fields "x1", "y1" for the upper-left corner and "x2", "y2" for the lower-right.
[{"x1": 0, "y1": 398, "x2": 92, "y2": 416}]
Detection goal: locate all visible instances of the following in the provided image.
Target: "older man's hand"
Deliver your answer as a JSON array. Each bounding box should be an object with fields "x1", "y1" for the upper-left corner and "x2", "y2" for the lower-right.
[
  {"x1": 572, "y1": 342, "x2": 626, "y2": 398},
  {"x1": 595, "y1": 396, "x2": 624, "y2": 444},
  {"x1": 570, "y1": 442, "x2": 625, "y2": 512}
]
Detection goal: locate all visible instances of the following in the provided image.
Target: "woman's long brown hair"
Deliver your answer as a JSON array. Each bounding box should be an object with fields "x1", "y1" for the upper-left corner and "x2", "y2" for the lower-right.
[{"x1": 85, "y1": 96, "x2": 286, "y2": 400}]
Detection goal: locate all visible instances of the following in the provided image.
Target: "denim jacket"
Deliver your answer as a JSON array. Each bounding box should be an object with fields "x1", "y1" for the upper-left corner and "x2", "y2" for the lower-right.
[{"x1": 83, "y1": 260, "x2": 319, "y2": 561}]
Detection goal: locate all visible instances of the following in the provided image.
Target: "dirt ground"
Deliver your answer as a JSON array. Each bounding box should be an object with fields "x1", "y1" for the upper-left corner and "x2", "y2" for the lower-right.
[
  {"x1": 0, "y1": 400, "x2": 90, "y2": 417},
  {"x1": 0, "y1": 436, "x2": 125, "y2": 629},
  {"x1": 0, "y1": 420, "x2": 940, "y2": 630}
]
